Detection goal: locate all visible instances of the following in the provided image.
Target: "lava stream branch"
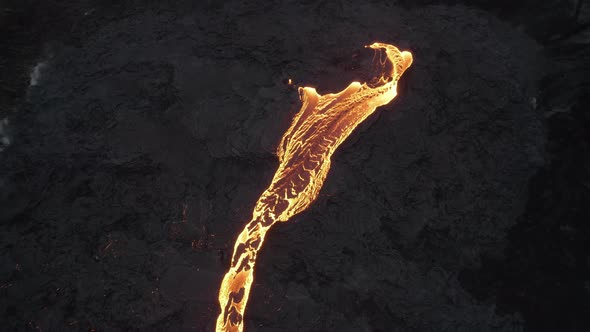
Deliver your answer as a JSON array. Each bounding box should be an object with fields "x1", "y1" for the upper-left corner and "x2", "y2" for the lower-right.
[{"x1": 216, "y1": 43, "x2": 413, "y2": 332}]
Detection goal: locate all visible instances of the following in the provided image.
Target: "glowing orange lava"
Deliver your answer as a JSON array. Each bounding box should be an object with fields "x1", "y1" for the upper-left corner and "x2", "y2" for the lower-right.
[{"x1": 216, "y1": 43, "x2": 413, "y2": 332}]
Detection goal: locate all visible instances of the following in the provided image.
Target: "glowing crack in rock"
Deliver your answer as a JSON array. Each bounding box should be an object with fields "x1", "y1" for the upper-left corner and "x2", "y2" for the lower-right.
[{"x1": 216, "y1": 43, "x2": 413, "y2": 332}]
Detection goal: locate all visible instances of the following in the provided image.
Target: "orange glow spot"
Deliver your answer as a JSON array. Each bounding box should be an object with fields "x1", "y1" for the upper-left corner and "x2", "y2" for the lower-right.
[{"x1": 216, "y1": 43, "x2": 412, "y2": 332}]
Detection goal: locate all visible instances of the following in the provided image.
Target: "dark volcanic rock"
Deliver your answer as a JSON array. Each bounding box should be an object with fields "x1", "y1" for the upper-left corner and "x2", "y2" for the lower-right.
[{"x1": 2, "y1": 1, "x2": 585, "y2": 331}]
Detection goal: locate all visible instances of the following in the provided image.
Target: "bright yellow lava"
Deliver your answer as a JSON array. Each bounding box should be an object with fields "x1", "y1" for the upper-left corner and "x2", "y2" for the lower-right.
[{"x1": 216, "y1": 43, "x2": 413, "y2": 332}]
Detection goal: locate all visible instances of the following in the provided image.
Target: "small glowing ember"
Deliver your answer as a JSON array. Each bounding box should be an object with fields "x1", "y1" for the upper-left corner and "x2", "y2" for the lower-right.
[{"x1": 216, "y1": 43, "x2": 412, "y2": 332}]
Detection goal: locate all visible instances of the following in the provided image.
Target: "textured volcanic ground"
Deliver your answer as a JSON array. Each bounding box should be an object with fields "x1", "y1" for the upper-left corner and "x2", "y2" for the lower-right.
[{"x1": 1, "y1": 1, "x2": 589, "y2": 331}]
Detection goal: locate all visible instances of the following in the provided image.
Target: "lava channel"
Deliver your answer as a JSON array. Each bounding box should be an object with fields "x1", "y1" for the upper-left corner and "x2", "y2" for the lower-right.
[{"x1": 216, "y1": 42, "x2": 413, "y2": 332}]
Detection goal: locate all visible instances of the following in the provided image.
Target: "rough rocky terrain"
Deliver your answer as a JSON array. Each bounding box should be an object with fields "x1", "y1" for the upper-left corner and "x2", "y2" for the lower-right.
[{"x1": 1, "y1": 1, "x2": 588, "y2": 331}]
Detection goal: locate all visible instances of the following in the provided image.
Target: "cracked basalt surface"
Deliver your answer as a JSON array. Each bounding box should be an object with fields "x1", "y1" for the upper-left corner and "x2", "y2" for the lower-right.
[{"x1": 1, "y1": 1, "x2": 588, "y2": 331}]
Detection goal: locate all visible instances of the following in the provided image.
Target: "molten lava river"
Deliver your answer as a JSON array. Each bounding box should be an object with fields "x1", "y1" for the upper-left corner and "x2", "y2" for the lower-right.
[{"x1": 216, "y1": 43, "x2": 413, "y2": 332}]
